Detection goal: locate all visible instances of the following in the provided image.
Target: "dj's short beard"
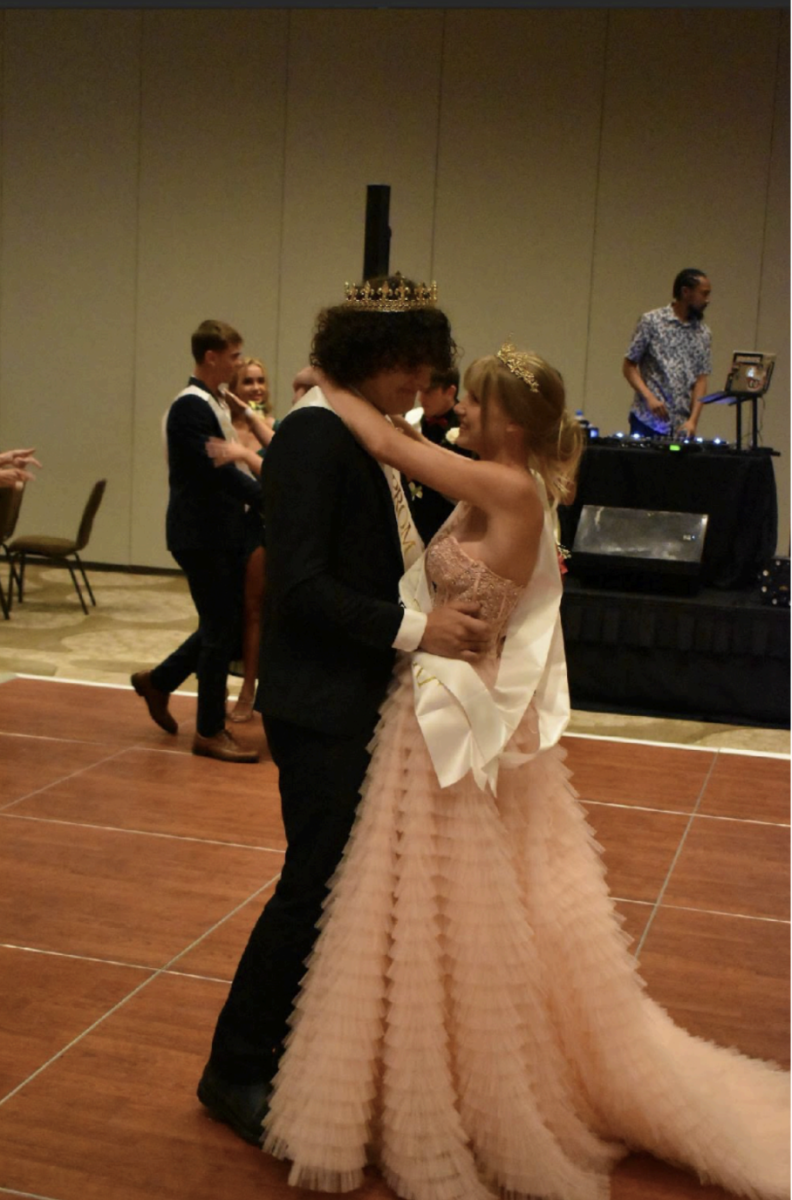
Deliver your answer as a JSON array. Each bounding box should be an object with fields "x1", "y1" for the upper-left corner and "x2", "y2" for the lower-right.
[{"x1": 688, "y1": 305, "x2": 706, "y2": 321}]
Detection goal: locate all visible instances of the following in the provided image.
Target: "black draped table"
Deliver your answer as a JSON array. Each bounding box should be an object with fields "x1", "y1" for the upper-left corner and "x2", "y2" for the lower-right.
[
  {"x1": 557, "y1": 444, "x2": 779, "y2": 589},
  {"x1": 560, "y1": 578, "x2": 789, "y2": 725}
]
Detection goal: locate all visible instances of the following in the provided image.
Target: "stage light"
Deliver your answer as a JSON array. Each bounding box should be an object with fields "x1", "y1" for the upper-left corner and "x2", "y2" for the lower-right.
[
  {"x1": 614, "y1": 432, "x2": 624, "y2": 439},
  {"x1": 630, "y1": 433, "x2": 641, "y2": 440}
]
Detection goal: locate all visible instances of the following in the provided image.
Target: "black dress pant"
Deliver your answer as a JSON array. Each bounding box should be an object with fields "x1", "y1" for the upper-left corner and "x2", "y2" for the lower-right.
[
  {"x1": 150, "y1": 546, "x2": 245, "y2": 738},
  {"x1": 208, "y1": 712, "x2": 376, "y2": 1084}
]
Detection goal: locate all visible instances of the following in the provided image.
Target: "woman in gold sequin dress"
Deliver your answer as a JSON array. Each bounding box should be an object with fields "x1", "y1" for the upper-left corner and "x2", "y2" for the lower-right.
[{"x1": 263, "y1": 346, "x2": 789, "y2": 1200}]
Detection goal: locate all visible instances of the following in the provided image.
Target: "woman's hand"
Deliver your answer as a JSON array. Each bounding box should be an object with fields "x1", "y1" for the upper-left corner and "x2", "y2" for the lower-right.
[
  {"x1": 220, "y1": 389, "x2": 249, "y2": 420},
  {"x1": 219, "y1": 393, "x2": 274, "y2": 449},
  {"x1": 206, "y1": 437, "x2": 263, "y2": 477},
  {"x1": 292, "y1": 365, "x2": 321, "y2": 403},
  {"x1": 0, "y1": 447, "x2": 42, "y2": 470},
  {"x1": 0, "y1": 466, "x2": 35, "y2": 489},
  {"x1": 391, "y1": 415, "x2": 427, "y2": 443}
]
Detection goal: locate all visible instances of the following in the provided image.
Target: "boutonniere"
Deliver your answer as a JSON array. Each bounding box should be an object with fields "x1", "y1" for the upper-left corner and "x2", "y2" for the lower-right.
[
  {"x1": 444, "y1": 427, "x2": 460, "y2": 445},
  {"x1": 408, "y1": 481, "x2": 423, "y2": 500}
]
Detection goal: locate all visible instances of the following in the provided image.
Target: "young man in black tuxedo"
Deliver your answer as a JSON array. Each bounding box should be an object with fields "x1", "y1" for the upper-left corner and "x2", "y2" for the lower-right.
[
  {"x1": 198, "y1": 278, "x2": 490, "y2": 1142},
  {"x1": 132, "y1": 320, "x2": 261, "y2": 764}
]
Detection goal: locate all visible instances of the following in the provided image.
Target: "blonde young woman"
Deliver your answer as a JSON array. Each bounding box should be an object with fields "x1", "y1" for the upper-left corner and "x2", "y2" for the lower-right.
[
  {"x1": 262, "y1": 345, "x2": 789, "y2": 1200},
  {"x1": 208, "y1": 358, "x2": 275, "y2": 722},
  {"x1": 229, "y1": 357, "x2": 276, "y2": 433}
]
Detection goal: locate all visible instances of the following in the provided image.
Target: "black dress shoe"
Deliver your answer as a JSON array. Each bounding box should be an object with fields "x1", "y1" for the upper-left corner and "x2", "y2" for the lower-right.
[
  {"x1": 131, "y1": 670, "x2": 178, "y2": 735},
  {"x1": 197, "y1": 1061, "x2": 272, "y2": 1146}
]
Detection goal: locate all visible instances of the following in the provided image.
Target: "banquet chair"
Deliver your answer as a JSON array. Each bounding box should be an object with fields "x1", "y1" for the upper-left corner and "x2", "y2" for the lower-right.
[
  {"x1": 0, "y1": 484, "x2": 25, "y2": 619},
  {"x1": 8, "y1": 479, "x2": 107, "y2": 616}
]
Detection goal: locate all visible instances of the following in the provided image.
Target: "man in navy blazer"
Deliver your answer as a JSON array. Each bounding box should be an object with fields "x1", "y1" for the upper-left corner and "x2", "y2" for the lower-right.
[
  {"x1": 132, "y1": 320, "x2": 261, "y2": 763},
  {"x1": 198, "y1": 279, "x2": 490, "y2": 1141}
]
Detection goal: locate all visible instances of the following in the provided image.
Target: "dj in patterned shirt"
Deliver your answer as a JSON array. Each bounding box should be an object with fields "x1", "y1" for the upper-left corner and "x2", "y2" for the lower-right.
[{"x1": 623, "y1": 269, "x2": 712, "y2": 438}]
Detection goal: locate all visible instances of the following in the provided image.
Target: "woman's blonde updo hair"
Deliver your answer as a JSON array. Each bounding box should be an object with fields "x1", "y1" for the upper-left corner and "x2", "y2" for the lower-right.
[{"x1": 463, "y1": 349, "x2": 583, "y2": 505}]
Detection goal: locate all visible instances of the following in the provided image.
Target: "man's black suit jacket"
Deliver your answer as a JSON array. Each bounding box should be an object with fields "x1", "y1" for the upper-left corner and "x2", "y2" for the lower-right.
[
  {"x1": 165, "y1": 379, "x2": 261, "y2": 554},
  {"x1": 257, "y1": 406, "x2": 407, "y2": 739}
]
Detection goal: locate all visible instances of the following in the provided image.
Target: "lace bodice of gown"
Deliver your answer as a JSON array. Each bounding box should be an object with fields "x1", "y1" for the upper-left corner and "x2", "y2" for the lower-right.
[{"x1": 425, "y1": 520, "x2": 525, "y2": 659}]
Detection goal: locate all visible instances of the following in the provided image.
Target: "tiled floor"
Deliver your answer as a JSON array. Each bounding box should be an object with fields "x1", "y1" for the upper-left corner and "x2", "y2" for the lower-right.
[
  {"x1": 1, "y1": 561, "x2": 788, "y2": 755},
  {"x1": 0, "y1": 675, "x2": 788, "y2": 1200}
]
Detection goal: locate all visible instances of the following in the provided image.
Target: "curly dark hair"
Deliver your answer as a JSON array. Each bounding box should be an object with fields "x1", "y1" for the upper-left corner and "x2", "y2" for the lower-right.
[{"x1": 310, "y1": 275, "x2": 457, "y2": 388}]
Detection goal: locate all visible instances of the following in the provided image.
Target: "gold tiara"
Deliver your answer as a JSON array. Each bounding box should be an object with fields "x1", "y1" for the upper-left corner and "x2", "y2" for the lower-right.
[
  {"x1": 343, "y1": 275, "x2": 438, "y2": 312},
  {"x1": 496, "y1": 341, "x2": 539, "y2": 393}
]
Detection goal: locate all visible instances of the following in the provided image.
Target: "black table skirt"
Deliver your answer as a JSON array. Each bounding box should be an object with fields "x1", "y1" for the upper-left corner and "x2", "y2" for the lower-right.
[
  {"x1": 561, "y1": 578, "x2": 790, "y2": 726},
  {"x1": 558, "y1": 446, "x2": 778, "y2": 589}
]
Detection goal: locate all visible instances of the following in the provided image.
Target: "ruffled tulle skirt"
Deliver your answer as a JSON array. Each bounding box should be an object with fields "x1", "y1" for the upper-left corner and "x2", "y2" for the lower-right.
[{"x1": 263, "y1": 658, "x2": 790, "y2": 1200}]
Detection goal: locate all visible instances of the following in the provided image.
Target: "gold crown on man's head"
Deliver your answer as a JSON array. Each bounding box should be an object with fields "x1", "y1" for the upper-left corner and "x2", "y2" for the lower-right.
[
  {"x1": 497, "y1": 341, "x2": 540, "y2": 393},
  {"x1": 343, "y1": 273, "x2": 438, "y2": 312}
]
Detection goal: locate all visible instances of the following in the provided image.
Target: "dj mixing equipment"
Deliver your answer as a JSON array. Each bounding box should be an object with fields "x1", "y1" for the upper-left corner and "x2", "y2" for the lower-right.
[{"x1": 583, "y1": 432, "x2": 776, "y2": 455}]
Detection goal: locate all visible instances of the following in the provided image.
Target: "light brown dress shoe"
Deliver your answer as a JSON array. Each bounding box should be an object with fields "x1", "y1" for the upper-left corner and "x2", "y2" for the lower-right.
[
  {"x1": 192, "y1": 728, "x2": 259, "y2": 763},
  {"x1": 131, "y1": 670, "x2": 178, "y2": 735}
]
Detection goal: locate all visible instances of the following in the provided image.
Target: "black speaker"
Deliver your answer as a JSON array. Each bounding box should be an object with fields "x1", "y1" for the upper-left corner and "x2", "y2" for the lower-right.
[
  {"x1": 570, "y1": 505, "x2": 709, "y2": 594},
  {"x1": 363, "y1": 184, "x2": 391, "y2": 280}
]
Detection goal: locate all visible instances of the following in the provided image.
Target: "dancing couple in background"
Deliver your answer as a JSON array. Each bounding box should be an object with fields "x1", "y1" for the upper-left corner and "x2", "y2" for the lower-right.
[{"x1": 200, "y1": 278, "x2": 789, "y2": 1200}]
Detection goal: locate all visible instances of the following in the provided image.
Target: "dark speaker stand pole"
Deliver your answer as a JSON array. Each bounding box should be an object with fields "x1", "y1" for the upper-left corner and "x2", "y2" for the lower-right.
[{"x1": 363, "y1": 184, "x2": 391, "y2": 280}]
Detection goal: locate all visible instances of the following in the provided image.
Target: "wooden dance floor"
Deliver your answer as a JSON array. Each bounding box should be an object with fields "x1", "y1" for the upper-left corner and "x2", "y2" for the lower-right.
[{"x1": 0, "y1": 675, "x2": 788, "y2": 1200}]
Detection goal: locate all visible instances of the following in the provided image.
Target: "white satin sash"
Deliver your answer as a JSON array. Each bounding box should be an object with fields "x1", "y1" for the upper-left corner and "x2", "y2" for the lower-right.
[
  {"x1": 161, "y1": 383, "x2": 244, "y2": 467},
  {"x1": 288, "y1": 386, "x2": 423, "y2": 572},
  {"x1": 400, "y1": 503, "x2": 570, "y2": 795}
]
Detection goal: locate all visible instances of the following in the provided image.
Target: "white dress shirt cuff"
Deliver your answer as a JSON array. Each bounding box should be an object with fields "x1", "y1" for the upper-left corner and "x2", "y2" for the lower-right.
[{"x1": 393, "y1": 608, "x2": 427, "y2": 652}]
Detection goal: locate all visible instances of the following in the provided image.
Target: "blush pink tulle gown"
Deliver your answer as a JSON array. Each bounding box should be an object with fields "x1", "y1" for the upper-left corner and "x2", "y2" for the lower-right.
[{"x1": 263, "y1": 513, "x2": 790, "y2": 1200}]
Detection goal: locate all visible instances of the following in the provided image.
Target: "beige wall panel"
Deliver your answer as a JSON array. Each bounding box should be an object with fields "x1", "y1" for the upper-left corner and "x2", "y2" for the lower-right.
[
  {"x1": 132, "y1": 10, "x2": 288, "y2": 567},
  {"x1": 1, "y1": 9, "x2": 784, "y2": 569},
  {"x1": 0, "y1": 11, "x2": 141, "y2": 562},
  {"x1": 587, "y1": 9, "x2": 783, "y2": 450},
  {"x1": 274, "y1": 10, "x2": 444, "y2": 412},
  {"x1": 757, "y1": 13, "x2": 789, "y2": 551},
  {"x1": 433, "y1": 10, "x2": 608, "y2": 399}
]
